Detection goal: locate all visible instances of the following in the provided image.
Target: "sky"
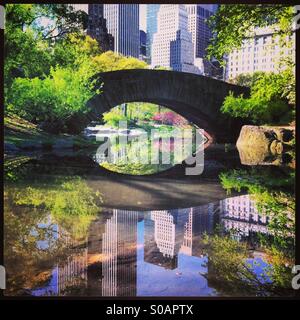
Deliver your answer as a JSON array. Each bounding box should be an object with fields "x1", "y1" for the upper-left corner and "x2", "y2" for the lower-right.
[{"x1": 139, "y1": 4, "x2": 147, "y2": 32}]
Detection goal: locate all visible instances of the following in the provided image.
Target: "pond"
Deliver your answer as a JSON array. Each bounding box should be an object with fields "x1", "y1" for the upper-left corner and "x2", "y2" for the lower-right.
[
  {"x1": 3, "y1": 142, "x2": 295, "y2": 297},
  {"x1": 91, "y1": 102, "x2": 208, "y2": 175}
]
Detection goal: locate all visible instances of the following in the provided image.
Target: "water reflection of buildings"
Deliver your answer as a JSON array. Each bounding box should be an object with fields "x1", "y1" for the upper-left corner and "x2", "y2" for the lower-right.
[
  {"x1": 57, "y1": 229, "x2": 88, "y2": 295},
  {"x1": 180, "y1": 204, "x2": 217, "y2": 257},
  {"x1": 144, "y1": 204, "x2": 218, "y2": 269},
  {"x1": 102, "y1": 210, "x2": 139, "y2": 296},
  {"x1": 220, "y1": 195, "x2": 269, "y2": 237},
  {"x1": 58, "y1": 250, "x2": 88, "y2": 295},
  {"x1": 54, "y1": 195, "x2": 270, "y2": 296},
  {"x1": 144, "y1": 210, "x2": 185, "y2": 269}
]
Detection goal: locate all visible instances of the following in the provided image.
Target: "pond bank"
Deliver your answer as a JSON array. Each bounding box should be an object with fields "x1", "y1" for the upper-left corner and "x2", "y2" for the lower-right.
[{"x1": 4, "y1": 115, "x2": 96, "y2": 152}]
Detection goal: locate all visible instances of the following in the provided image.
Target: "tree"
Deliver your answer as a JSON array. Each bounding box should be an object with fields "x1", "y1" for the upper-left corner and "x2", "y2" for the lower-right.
[
  {"x1": 219, "y1": 167, "x2": 295, "y2": 250},
  {"x1": 93, "y1": 51, "x2": 148, "y2": 72},
  {"x1": 221, "y1": 70, "x2": 294, "y2": 125},
  {"x1": 52, "y1": 34, "x2": 101, "y2": 69},
  {"x1": 5, "y1": 4, "x2": 151, "y2": 133},
  {"x1": 4, "y1": 4, "x2": 88, "y2": 85},
  {"x1": 202, "y1": 233, "x2": 295, "y2": 296},
  {"x1": 8, "y1": 63, "x2": 99, "y2": 131},
  {"x1": 206, "y1": 4, "x2": 295, "y2": 64},
  {"x1": 231, "y1": 72, "x2": 265, "y2": 87}
]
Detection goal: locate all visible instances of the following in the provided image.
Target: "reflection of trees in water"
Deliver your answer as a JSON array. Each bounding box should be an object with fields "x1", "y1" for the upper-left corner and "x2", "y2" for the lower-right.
[
  {"x1": 4, "y1": 157, "x2": 295, "y2": 297},
  {"x1": 4, "y1": 203, "x2": 54, "y2": 295},
  {"x1": 4, "y1": 175, "x2": 102, "y2": 295},
  {"x1": 202, "y1": 233, "x2": 295, "y2": 297},
  {"x1": 96, "y1": 124, "x2": 199, "y2": 176},
  {"x1": 219, "y1": 167, "x2": 295, "y2": 248},
  {"x1": 205, "y1": 166, "x2": 296, "y2": 296}
]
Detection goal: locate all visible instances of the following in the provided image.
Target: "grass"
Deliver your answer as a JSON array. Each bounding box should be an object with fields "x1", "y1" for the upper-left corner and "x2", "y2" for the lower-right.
[{"x1": 4, "y1": 114, "x2": 98, "y2": 150}]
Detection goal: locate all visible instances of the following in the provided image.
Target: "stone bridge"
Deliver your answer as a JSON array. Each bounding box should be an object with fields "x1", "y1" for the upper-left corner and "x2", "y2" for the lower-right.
[{"x1": 69, "y1": 69, "x2": 249, "y2": 142}]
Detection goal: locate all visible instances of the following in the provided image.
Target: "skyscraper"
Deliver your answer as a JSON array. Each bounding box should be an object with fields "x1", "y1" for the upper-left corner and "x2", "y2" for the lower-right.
[
  {"x1": 104, "y1": 4, "x2": 140, "y2": 58},
  {"x1": 102, "y1": 209, "x2": 139, "y2": 296},
  {"x1": 139, "y1": 30, "x2": 147, "y2": 61},
  {"x1": 146, "y1": 4, "x2": 160, "y2": 64},
  {"x1": 225, "y1": 26, "x2": 295, "y2": 81},
  {"x1": 186, "y1": 4, "x2": 222, "y2": 77},
  {"x1": 87, "y1": 4, "x2": 114, "y2": 52},
  {"x1": 151, "y1": 5, "x2": 200, "y2": 74},
  {"x1": 144, "y1": 209, "x2": 189, "y2": 269}
]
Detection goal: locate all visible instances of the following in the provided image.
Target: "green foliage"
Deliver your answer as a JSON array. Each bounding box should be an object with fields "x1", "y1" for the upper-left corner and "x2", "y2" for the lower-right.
[
  {"x1": 207, "y1": 4, "x2": 295, "y2": 64},
  {"x1": 126, "y1": 102, "x2": 160, "y2": 122},
  {"x1": 5, "y1": 4, "x2": 87, "y2": 41},
  {"x1": 5, "y1": 4, "x2": 152, "y2": 133},
  {"x1": 221, "y1": 71, "x2": 294, "y2": 124},
  {"x1": 52, "y1": 33, "x2": 101, "y2": 69},
  {"x1": 232, "y1": 72, "x2": 265, "y2": 87},
  {"x1": 219, "y1": 168, "x2": 294, "y2": 195},
  {"x1": 13, "y1": 176, "x2": 102, "y2": 239},
  {"x1": 8, "y1": 64, "x2": 97, "y2": 127},
  {"x1": 219, "y1": 168, "x2": 295, "y2": 251},
  {"x1": 15, "y1": 177, "x2": 101, "y2": 215},
  {"x1": 93, "y1": 51, "x2": 148, "y2": 72},
  {"x1": 4, "y1": 4, "x2": 88, "y2": 87},
  {"x1": 102, "y1": 110, "x2": 128, "y2": 127},
  {"x1": 4, "y1": 4, "x2": 103, "y2": 132},
  {"x1": 4, "y1": 22, "x2": 52, "y2": 87},
  {"x1": 203, "y1": 233, "x2": 294, "y2": 296}
]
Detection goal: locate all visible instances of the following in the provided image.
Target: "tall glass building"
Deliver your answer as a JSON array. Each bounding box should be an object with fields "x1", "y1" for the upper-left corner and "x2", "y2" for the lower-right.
[
  {"x1": 186, "y1": 4, "x2": 222, "y2": 77},
  {"x1": 87, "y1": 4, "x2": 114, "y2": 52},
  {"x1": 151, "y1": 5, "x2": 200, "y2": 74},
  {"x1": 104, "y1": 4, "x2": 139, "y2": 58},
  {"x1": 146, "y1": 4, "x2": 160, "y2": 64}
]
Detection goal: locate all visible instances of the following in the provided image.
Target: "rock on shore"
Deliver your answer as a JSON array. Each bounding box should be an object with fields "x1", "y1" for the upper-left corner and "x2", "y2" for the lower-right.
[{"x1": 236, "y1": 125, "x2": 295, "y2": 166}]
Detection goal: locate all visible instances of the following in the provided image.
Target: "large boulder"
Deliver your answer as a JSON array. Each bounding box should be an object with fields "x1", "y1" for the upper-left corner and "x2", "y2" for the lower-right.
[{"x1": 236, "y1": 125, "x2": 294, "y2": 166}]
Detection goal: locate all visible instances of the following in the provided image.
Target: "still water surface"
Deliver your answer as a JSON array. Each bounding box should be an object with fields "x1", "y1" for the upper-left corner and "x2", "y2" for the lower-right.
[{"x1": 4, "y1": 144, "x2": 295, "y2": 297}]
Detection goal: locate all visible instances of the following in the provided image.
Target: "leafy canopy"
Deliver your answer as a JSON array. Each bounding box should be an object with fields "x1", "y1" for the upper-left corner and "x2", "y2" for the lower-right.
[
  {"x1": 221, "y1": 70, "x2": 294, "y2": 125},
  {"x1": 207, "y1": 4, "x2": 295, "y2": 64}
]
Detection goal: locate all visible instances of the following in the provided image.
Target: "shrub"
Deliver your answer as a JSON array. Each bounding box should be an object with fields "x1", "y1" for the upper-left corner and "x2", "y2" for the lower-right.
[{"x1": 152, "y1": 111, "x2": 188, "y2": 126}]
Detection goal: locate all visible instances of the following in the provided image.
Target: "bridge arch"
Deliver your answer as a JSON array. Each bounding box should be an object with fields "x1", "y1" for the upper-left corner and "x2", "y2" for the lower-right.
[{"x1": 69, "y1": 69, "x2": 249, "y2": 142}]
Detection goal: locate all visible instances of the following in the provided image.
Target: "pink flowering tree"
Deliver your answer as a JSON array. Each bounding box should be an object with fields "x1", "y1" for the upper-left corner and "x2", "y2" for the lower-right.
[{"x1": 152, "y1": 111, "x2": 188, "y2": 126}]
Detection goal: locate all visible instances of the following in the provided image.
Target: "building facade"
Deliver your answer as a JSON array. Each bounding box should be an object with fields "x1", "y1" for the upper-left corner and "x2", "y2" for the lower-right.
[
  {"x1": 146, "y1": 4, "x2": 160, "y2": 64},
  {"x1": 139, "y1": 30, "x2": 147, "y2": 61},
  {"x1": 220, "y1": 195, "x2": 269, "y2": 238},
  {"x1": 186, "y1": 4, "x2": 222, "y2": 77},
  {"x1": 151, "y1": 5, "x2": 200, "y2": 74},
  {"x1": 102, "y1": 209, "x2": 139, "y2": 296},
  {"x1": 104, "y1": 4, "x2": 140, "y2": 58},
  {"x1": 225, "y1": 26, "x2": 296, "y2": 81},
  {"x1": 69, "y1": 4, "x2": 88, "y2": 13},
  {"x1": 87, "y1": 4, "x2": 114, "y2": 52}
]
